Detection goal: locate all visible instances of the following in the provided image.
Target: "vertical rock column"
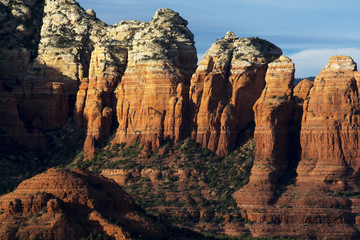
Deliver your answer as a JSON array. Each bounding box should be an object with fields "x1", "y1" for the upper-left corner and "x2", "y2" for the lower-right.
[
  {"x1": 234, "y1": 56, "x2": 295, "y2": 205},
  {"x1": 112, "y1": 9, "x2": 197, "y2": 151},
  {"x1": 75, "y1": 45, "x2": 127, "y2": 159},
  {"x1": 297, "y1": 56, "x2": 360, "y2": 189}
]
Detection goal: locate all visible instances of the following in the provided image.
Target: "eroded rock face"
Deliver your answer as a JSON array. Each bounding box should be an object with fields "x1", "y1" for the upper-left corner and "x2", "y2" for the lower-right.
[
  {"x1": 0, "y1": 0, "x2": 44, "y2": 88},
  {"x1": 74, "y1": 45, "x2": 127, "y2": 159},
  {"x1": 0, "y1": 168, "x2": 168, "y2": 240},
  {"x1": 234, "y1": 55, "x2": 295, "y2": 205},
  {"x1": 297, "y1": 56, "x2": 360, "y2": 187},
  {"x1": 0, "y1": 0, "x2": 107, "y2": 150},
  {"x1": 189, "y1": 32, "x2": 282, "y2": 156},
  {"x1": 1, "y1": 1, "x2": 197, "y2": 155},
  {"x1": 293, "y1": 78, "x2": 314, "y2": 101},
  {"x1": 233, "y1": 56, "x2": 360, "y2": 239},
  {"x1": 112, "y1": 8, "x2": 197, "y2": 151}
]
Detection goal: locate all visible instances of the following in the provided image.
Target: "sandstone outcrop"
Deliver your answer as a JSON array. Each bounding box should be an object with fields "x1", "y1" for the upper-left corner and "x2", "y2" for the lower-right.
[
  {"x1": 111, "y1": 8, "x2": 197, "y2": 151},
  {"x1": 0, "y1": 168, "x2": 168, "y2": 239},
  {"x1": 297, "y1": 56, "x2": 360, "y2": 189},
  {"x1": 293, "y1": 78, "x2": 314, "y2": 101},
  {"x1": 189, "y1": 32, "x2": 282, "y2": 156},
  {"x1": 233, "y1": 56, "x2": 360, "y2": 239},
  {"x1": 297, "y1": 55, "x2": 360, "y2": 187},
  {"x1": 4, "y1": 1, "x2": 360, "y2": 238},
  {"x1": 0, "y1": 0, "x2": 106, "y2": 149},
  {"x1": 234, "y1": 55, "x2": 295, "y2": 205},
  {"x1": 1, "y1": 1, "x2": 197, "y2": 156},
  {"x1": 74, "y1": 45, "x2": 127, "y2": 159},
  {"x1": 0, "y1": 0, "x2": 44, "y2": 88}
]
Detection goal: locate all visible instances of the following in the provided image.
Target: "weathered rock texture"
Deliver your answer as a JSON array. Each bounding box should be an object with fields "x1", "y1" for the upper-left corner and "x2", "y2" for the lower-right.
[
  {"x1": 0, "y1": 0, "x2": 107, "y2": 150},
  {"x1": 74, "y1": 45, "x2": 127, "y2": 159},
  {"x1": 1, "y1": 1, "x2": 197, "y2": 157},
  {"x1": 293, "y1": 78, "x2": 314, "y2": 101},
  {"x1": 111, "y1": 9, "x2": 197, "y2": 152},
  {"x1": 189, "y1": 32, "x2": 282, "y2": 156},
  {"x1": 234, "y1": 55, "x2": 296, "y2": 205},
  {"x1": 234, "y1": 56, "x2": 360, "y2": 239},
  {"x1": 298, "y1": 55, "x2": 360, "y2": 187},
  {"x1": 0, "y1": 168, "x2": 168, "y2": 240}
]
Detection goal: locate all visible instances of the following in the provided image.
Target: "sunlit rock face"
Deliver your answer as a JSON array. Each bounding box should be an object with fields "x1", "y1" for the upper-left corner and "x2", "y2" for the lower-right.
[
  {"x1": 233, "y1": 56, "x2": 360, "y2": 239},
  {"x1": 234, "y1": 55, "x2": 295, "y2": 206},
  {"x1": 190, "y1": 32, "x2": 282, "y2": 156},
  {"x1": 297, "y1": 55, "x2": 360, "y2": 187},
  {"x1": 112, "y1": 8, "x2": 197, "y2": 152},
  {"x1": 0, "y1": 168, "x2": 168, "y2": 239}
]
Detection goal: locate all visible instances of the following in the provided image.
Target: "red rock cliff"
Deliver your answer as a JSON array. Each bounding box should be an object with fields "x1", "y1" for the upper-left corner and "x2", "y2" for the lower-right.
[
  {"x1": 112, "y1": 9, "x2": 197, "y2": 151},
  {"x1": 232, "y1": 56, "x2": 360, "y2": 239},
  {"x1": 190, "y1": 32, "x2": 282, "y2": 156},
  {"x1": 74, "y1": 45, "x2": 127, "y2": 159},
  {"x1": 234, "y1": 55, "x2": 295, "y2": 205},
  {"x1": 0, "y1": 168, "x2": 168, "y2": 240},
  {"x1": 297, "y1": 55, "x2": 360, "y2": 188}
]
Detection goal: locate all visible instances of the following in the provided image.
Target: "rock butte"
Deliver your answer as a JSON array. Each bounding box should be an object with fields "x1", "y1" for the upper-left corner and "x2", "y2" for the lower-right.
[{"x1": 2, "y1": 0, "x2": 360, "y2": 239}]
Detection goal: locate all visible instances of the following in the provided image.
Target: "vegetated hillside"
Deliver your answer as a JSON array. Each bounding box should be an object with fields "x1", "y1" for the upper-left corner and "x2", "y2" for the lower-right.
[
  {"x1": 73, "y1": 134, "x2": 255, "y2": 236},
  {"x1": 0, "y1": 118, "x2": 86, "y2": 195},
  {"x1": 0, "y1": 167, "x2": 168, "y2": 240}
]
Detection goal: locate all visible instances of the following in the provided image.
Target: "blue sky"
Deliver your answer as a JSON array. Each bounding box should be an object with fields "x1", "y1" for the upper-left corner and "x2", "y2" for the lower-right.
[{"x1": 77, "y1": 0, "x2": 360, "y2": 78}]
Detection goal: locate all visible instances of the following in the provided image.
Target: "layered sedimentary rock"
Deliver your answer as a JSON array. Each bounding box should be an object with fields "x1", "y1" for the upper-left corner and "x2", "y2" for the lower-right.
[
  {"x1": 295, "y1": 56, "x2": 360, "y2": 188},
  {"x1": 0, "y1": 168, "x2": 168, "y2": 240},
  {"x1": 291, "y1": 78, "x2": 314, "y2": 140},
  {"x1": 189, "y1": 32, "x2": 282, "y2": 156},
  {"x1": 74, "y1": 45, "x2": 127, "y2": 159},
  {"x1": 0, "y1": 0, "x2": 44, "y2": 88},
  {"x1": 16, "y1": 82, "x2": 68, "y2": 130},
  {"x1": 112, "y1": 9, "x2": 197, "y2": 151},
  {"x1": 234, "y1": 55, "x2": 295, "y2": 205},
  {"x1": 1, "y1": 1, "x2": 197, "y2": 155},
  {"x1": 0, "y1": 0, "x2": 107, "y2": 149},
  {"x1": 233, "y1": 56, "x2": 360, "y2": 239}
]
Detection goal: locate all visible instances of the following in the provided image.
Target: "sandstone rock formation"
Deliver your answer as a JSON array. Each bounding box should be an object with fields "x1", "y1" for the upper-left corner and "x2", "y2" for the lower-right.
[
  {"x1": 293, "y1": 78, "x2": 314, "y2": 101},
  {"x1": 234, "y1": 55, "x2": 295, "y2": 205},
  {"x1": 189, "y1": 32, "x2": 282, "y2": 156},
  {"x1": 111, "y1": 9, "x2": 197, "y2": 152},
  {"x1": 233, "y1": 56, "x2": 360, "y2": 239},
  {"x1": 0, "y1": 168, "x2": 168, "y2": 239},
  {"x1": 297, "y1": 55, "x2": 360, "y2": 187},
  {"x1": 74, "y1": 44, "x2": 127, "y2": 159},
  {"x1": 0, "y1": 0, "x2": 106, "y2": 150},
  {"x1": 4, "y1": 1, "x2": 360, "y2": 238},
  {"x1": 1, "y1": 1, "x2": 197, "y2": 157}
]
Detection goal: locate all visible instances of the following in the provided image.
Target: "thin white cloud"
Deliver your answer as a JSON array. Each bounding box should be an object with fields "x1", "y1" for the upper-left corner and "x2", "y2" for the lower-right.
[{"x1": 289, "y1": 48, "x2": 360, "y2": 78}]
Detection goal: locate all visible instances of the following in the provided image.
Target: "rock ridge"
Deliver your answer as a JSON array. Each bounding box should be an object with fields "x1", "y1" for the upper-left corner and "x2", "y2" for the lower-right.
[{"x1": 0, "y1": 168, "x2": 168, "y2": 239}]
